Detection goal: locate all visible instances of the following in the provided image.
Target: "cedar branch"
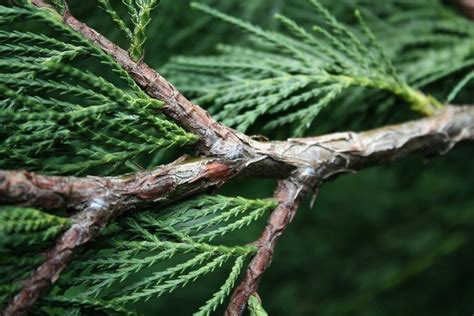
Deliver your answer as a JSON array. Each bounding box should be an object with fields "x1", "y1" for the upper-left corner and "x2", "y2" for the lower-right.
[
  {"x1": 2, "y1": 105, "x2": 474, "y2": 314},
  {"x1": 1, "y1": 156, "x2": 247, "y2": 316},
  {"x1": 30, "y1": 0, "x2": 250, "y2": 158},
  {"x1": 1, "y1": 2, "x2": 473, "y2": 315}
]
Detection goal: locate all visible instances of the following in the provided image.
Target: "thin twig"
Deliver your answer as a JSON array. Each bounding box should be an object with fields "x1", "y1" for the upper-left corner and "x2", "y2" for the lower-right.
[{"x1": 225, "y1": 177, "x2": 316, "y2": 316}]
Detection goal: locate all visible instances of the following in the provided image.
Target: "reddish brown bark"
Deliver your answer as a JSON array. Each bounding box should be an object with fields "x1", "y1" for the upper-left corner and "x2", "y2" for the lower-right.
[
  {"x1": 2, "y1": 105, "x2": 474, "y2": 315},
  {"x1": 31, "y1": 0, "x2": 249, "y2": 158},
  {"x1": 225, "y1": 177, "x2": 316, "y2": 316},
  {"x1": 1, "y1": 2, "x2": 473, "y2": 315},
  {"x1": 3, "y1": 201, "x2": 110, "y2": 315},
  {"x1": 2, "y1": 157, "x2": 247, "y2": 316}
]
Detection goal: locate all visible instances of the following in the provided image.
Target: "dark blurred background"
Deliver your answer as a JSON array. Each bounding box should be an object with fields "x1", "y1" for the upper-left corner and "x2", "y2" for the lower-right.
[{"x1": 55, "y1": 0, "x2": 474, "y2": 314}]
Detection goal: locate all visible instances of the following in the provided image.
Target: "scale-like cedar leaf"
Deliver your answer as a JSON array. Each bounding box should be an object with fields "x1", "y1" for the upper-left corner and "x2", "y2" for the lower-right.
[
  {"x1": 165, "y1": 1, "x2": 447, "y2": 136},
  {"x1": 23, "y1": 195, "x2": 277, "y2": 313},
  {"x1": 0, "y1": 3, "x2": 197, "y2": 176}
]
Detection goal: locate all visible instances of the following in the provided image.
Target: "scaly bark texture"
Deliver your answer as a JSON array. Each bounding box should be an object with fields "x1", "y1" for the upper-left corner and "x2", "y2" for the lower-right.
[
  {"x1": 1, "y1": 157, "x2": 246, "y2": 315},
  {"x1": 2, "y1": 201, "x2": 111, "y2": 316},
  {"x1": 225, "y1": 177, "x2": 315, "y2": 316},
  {"x1": 1, "y1": 157, "x2": 246, "y2": 212},
  {"x1": 2, "y1": 105, "x2": 474, "y2": 315},
  {"x1": 1, "y1": 2, "x2": 473, "y2": 315},
  {"x1": 31, "y1": 0, "x2": 249, "y2": 158}
]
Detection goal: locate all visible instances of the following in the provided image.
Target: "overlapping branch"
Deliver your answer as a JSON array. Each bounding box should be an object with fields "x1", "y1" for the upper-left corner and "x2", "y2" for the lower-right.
[
  {"x1": 1, "y1": 2, "x2": 474, "y2": 315},
  {"x1": 1, "y1": 157, "x2": 249, "y2": 315}
]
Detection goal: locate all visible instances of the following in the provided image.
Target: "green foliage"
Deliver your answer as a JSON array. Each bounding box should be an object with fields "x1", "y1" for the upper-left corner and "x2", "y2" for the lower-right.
[
  {"x1": 0, "y1": 3, "x2": 197, "y2": 175},
  {"x1": 96, "y1": 0, "x2": 133, "y2": 40},
  {"x1": 194, "y1": 255, "x2": 245, "y2": 316},
  {"x1": 1, "y1": 0, "x2": 474, "y2": 315},
  {"x1": 142, "y1": 0, "x2": 276, "y2": 66},
  {"x1": 363, "y1": 0, "x2": 474, "y2": 81},
  {"x1": 0, "y1": 207, "x2": 71, "y2": 247},
  {"x1": 248, "y1": 295, "x2": 268, "y2": 316},
  {"x1": 95, "y1": 0, "x2": 159, "y2": 60},
  {"x1": 50, "y1": 0, "x2": 66, "y2": 14},
  {"x1": 165, "y1": 0, "x2": 443, "y2": 136},
  {"x1": 448, "y1": 71, "x2": 474, "y2": 102},
  {"x1": 0, "y1": 195, "x2": 276, "y2": 314},
  {"x1": 126, "y1": 0, "x2": 160, "y2": 61},
  {"x1": 0, "y1": 207, "x2": 70, "y2": 307}
]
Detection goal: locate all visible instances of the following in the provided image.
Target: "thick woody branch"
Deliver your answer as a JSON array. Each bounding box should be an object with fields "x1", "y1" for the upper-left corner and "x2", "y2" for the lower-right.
[
  {"x1": 2, "y1": 106, "x2": 474, "y2": 315},
  {"x1": 225, "y1": 177, "x2": 315, "y2": 316},
  {"x1": 252, "y1": 105, "x2": 474, "y2": 180},
  {"x1": 3, "y1": 105, "x2": 473, "y2": 213},
  {"x1": 0, "y1": 156, "x2": 246, "y2": 212},
  {"x1": 3, "y1": 3, "x2": 473, "y2": 315},
  {"x1": 2, "y1": 156, "x2": 248, "y2": 316}
]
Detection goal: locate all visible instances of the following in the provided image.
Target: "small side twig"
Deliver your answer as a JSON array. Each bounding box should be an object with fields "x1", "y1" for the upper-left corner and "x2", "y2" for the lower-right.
[{"x1": 225, "y1": 176, "x2": 317, "y2": 316}]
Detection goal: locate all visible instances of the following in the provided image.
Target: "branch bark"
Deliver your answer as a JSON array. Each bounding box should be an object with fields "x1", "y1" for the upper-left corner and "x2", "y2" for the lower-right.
[
  {"x1": 1, "y1": 156, "x2": 248, "y2": 316},
  {"x1": 1, "y1": 156, "x2": 247, "y2": 212},
  {"x1": 31, "y1": 0, "x2": 250, "y2": 158},
  {"x1": 2, "y1": 105, "x2": 474, "y2": 315},
  {"x1": 1, "y1": 2, "x2": 473, "y2": 315},
  {"x1": 225, "y1": 177, "x2": 316, "y2": 316},
  {"x1": 3, "y1": 106, "x2": 473, "y2": 211},
  {"x1": 3, "y1": 202, "x2": 111, "y2": 316}
]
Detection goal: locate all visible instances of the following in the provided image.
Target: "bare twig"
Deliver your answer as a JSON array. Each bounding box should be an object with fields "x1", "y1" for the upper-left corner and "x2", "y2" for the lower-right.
[{"x1": 225, "y1": 176, "x2": 317, "y2": 316}]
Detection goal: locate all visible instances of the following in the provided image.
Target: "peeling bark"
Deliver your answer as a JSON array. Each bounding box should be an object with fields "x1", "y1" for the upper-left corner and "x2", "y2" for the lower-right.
[
  {"x1": 0, "y1": 1, "x2": 472, "y2": 315},
  {"x1": 2, "y1": 106, "x2": 474, "y2": 315}
]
